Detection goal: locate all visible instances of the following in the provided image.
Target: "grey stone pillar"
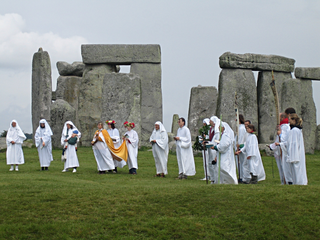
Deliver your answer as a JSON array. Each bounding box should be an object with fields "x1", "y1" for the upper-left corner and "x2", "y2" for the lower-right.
[
  {"x1": 257, "y1": 71, "x2": 292, "y2": 143},
  {"x1": 187, "y1": 86, "x2": 217, "y2": 140},
  {"x1": 216, "y1": 69, "x2": 258, "y2": 132},
  {"x1": 78, "y1": 64, "x2": 116, "y2": 146},
  {"x1": 130, "y1": 63, "x2": 162, "y2": 146},
  {"x1": 171, "y1": 114, "x2": 180, "y2": 136},
  {"x1": 32, "y1": 48, "x2": 52, "y2": 138},
  {"x1": 50, "y1": 99, "x2": 76, "y2": 148},
  {"x1": 281, "y1": 78, "x2": 316, "y2": 154},
  {"x1": 101, "y1": 73, "x2": 141, "y2": 142}
]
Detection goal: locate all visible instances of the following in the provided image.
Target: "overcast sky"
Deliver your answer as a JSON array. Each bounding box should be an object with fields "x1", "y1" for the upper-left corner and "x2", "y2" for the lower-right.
[{"x1": 1, "y1": 0, "x2": 320, "y2": 133}]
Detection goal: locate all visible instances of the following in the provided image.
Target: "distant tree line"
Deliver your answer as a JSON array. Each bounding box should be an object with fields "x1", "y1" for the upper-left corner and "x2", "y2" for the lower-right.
[{"x1": 0, "y1": 130, "x2": 32, "y2": 139}]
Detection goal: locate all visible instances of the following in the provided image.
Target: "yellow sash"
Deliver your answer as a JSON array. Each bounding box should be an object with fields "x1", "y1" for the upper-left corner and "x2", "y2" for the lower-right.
[{"x1": 94, "y1": 129, "x2": 128, "y2": 162}]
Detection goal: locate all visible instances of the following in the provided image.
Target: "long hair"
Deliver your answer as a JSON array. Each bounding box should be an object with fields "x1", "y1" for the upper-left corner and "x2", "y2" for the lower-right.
[
  {"x1": 110, "y1": 123, "x2": 115, "y2": 129},
  {"x1": 239, "y1": 114, "x2": 245, "y2": 124},
  {"x1": 290, "y1": 113, "x2": 303, "y2": 128},
  {"x1": 247, "y1": 124, "x2": 256, "y2": 132}
]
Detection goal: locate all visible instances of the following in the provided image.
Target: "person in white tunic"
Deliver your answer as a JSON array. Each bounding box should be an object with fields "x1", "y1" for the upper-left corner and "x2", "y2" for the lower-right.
[
  {"x1": 6, "y1": 120, "x2": 26, "y2": 171},
  {"x1": 234, "y1": 114, "x2": 247, "y2": 183},
  {"x1": 174, "y1": 117, "x2": 196, "y2": 179},
  {"x1": 200, "y1": 118, "x2": 211, "y2": 181},
  {"x1": 35, "y1": 119, "x2": 53, "y2": 171},
  {"x1": 91, "y1": 122, "x2": 115, "y2": 174},
  {"x1": 276, "y1": 113, "x2": 307, "y2": 185},
  {"x1": 213, "y1": 122, "x2": 238, "y2": 184},
  {"x1": 123, "y1": 121, "x2": 139, "y2": 175},
  {"x1": 208, "y1": 116, "x2": 221, "y2": 184},
  {"x1": 106, "y1": 120, "x2": 126, "y2": 172},
  {"x1": 150, "y1": 121, "x2": 169, "y2": 177},
  {"x1": 61, "y1": 121, "x2": 81, "y2": 173},
  {"x1": 237, "y1": 124, "x2": 266, "y2": 184},
  {"x1": 269, "y1": 112, "x2": 290, "y2": 184}
]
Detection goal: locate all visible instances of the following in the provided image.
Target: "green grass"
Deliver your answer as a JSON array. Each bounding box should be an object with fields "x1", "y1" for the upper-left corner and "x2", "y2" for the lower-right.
[{"x1": 0, "y1": 147, "x2": 319, "y2": 239}]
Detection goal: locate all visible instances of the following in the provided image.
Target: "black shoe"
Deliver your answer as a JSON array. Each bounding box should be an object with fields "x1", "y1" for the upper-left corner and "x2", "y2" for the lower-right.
[
  {"x1": 41, "y1": 167, "x2": 44, "y2": 171},
  {"x1": 288, "y1": 182, "x2": 293, "y2": 185},
  {"x1": 45, "y1": 167, "x2": 48, "y2": 171}
]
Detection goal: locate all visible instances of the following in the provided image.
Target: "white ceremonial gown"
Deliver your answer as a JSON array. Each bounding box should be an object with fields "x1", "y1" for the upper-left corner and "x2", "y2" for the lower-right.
[
  {"x1": 107, "y1": 128, "x2": 126, "y2": 168},
  {"x1": 282, "y1": 127, "x2": 307, "y2": 185},
  {"x1": 61, "y1": 121, "x2": 81, "y2": 169},
  {"x1": 241, "y1": 133, "x2": 266, "y2": 182},
  {"x1": 176, "y1": 126, "x2": 196, "y2": 176},
  {"x1": 150, "y1": 122, "x2": 169, "y2": 175},
  {"x1": 6, "y1": 120, "x2": 26, "y2": 165},
  {"x1": 270, "y1": 123, "x2": 290, "y2": 184},
  {"x1": 35, "y1": 120, "x2": 53, "y2": 167},
  {"x1": 125, "y1": 129, "x2": 139, "y2": 170},
  {"x1": 216, "y1": 123, "x2": 238, "y2": 184},
  {"x1": 235, "y1": 124, "x2": 247, "y2": 180},
  {"x1": 92, "y1": 130, "x2": 115, "y2": 171}
]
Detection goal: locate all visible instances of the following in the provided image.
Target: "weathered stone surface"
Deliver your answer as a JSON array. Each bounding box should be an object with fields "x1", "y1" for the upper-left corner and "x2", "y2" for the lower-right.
[
  {"x1": 81, "y1": 44, "x2": 161, "y2": 64},
  {"x1": 101, "y1": 73, "x2": 141, "y2": 142},
  {"x1": 219, "y1": 52, "x2": 295, "y2": 72},
  {"x1": 171, "y1": 114, "x2": 179, "y2": 135},
  {"x1": 295, "y1": 67, "x2": 320, "y2": 80},
  {"x1": 281, "y1": 78, "x2": 317, "y2": 154},
  {"x1": 167, "y1": 132, "x2": 174, "y2": 143},
  {"x1": 187, "y1": 86, "x2": 217, "y2": 140},
  {"x1": 216, "y1": 69, "x2": 258, "y2": 133},
  {"x1": 315, "y1": 125, "x2": 320, "y2": 151},
  {"x1": 32, "y1": 48, "x2": 52, "y2": 139},
  {"x1": 55, "y1": 76, "x2": 82, "y2": 127},
  {"x1": 0, "y1": 138, "x2": 34, "y2": 150},
  {"x1": 257, "y1": 71, "x2": 292, "y2": 143},
  {"x1": 258, "y1": 144, "x2": 273, "y2": 157},
  {"x1": 50, "y1": 99, "x2": 76, "y2": 148},
  {"x1": 169, "y1": 141, "x2": 176, "y2": 153},
  {"x1": 78, "y1": 64, "x2": 116, "y2": 146},
  {"x1": 130, "y1": 63, "x2": 162, "y2": 146},
  {"x1": 57, "y1": 61, "x2": 85, "y2": 77}
]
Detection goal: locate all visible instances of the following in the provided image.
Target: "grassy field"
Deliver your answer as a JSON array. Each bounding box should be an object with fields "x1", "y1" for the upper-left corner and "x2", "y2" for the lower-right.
[{"x1": 0, "y1": 147, "x2": 319, "y2": 239}]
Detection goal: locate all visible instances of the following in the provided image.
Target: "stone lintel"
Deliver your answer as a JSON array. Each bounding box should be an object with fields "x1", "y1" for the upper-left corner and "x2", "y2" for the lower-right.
[{"x1": 81, "y1": 44, "x2": 161, "y2": 64}]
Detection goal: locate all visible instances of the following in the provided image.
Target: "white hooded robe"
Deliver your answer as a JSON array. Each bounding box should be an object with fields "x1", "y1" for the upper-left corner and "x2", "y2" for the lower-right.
[
  {"x1": 61, "y1": 121, "x2": 80, "y2": 169},
  {"x1": 150, "y1": 121, "x2": 169, "y2": 175},
  {"x1": 124, "y1": 129, "x2": 139, "y2": 170},
  {"x1": 35, "y1": 119, "x2": 53, "y2": 167},
  {"x1": 176, "y1": 125, "x2": 196, "y2": 176},
  {"x1": 107, "y1": 128, "x2": 126, "y2": 168},
  {"x1": 6, "y1": 120, "x2": 26, "y2": 165}
]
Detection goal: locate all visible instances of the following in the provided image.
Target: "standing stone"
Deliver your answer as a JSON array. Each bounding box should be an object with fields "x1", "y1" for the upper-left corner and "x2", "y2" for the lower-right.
[
  {"x1": 171, "y1": 114, "x2": 179, "y2": 136},
  {"x1": 32, "y1": 48, "x2": 52, "y2": 139},
  {"x1": 130, "y1": 63, "x2": 162, "y2": 146},
  {"x1": 78, "y1": 64, "x2": 116, "y2": 146},
  {"x1": 81, "y1": 44, "x2": 161, "y2": 64},
  {"x1": 257, "y1": 71, "x2": 292, "y2": 143},
  {"x1": 295, "y1": 67, "x2": 320, "y2": 80},
  {"x1": 216, "y1": 69, "x2": 258, "y2": 132},
  {"x1": 101, "y1": 73, "x2": 141, "y2": 141},
  {"x1": 50, "y1": 99, "x2": 76, "y2": 148},
  {"x1": 187, "y1": 86, "x2": 217, "y2": 140},
  {"x1": 219, "y1": 52, "x2": 295, "y2": 72},
  {"x1": 315, "y1": 125, "x2": 320, "y2": 151},
  {"x1": 281, "y1": 78, "x2": 316, "y2": 154},
  {"x1": 55, "y1": 76, "x2": 82, "y2": 127}
]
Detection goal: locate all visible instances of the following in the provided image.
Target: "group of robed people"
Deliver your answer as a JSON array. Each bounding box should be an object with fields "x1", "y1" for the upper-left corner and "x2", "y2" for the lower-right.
[{"x1": 5, "y1": 107, "x2": 308, "y2": 185}]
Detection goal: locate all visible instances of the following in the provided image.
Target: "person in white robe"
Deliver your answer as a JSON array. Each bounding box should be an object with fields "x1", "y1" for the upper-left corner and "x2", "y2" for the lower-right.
[
  {"x1": 213, "y1": 122, "x2": 238, "y2": 184},
  {"x1": 91, "y1": 122, "x2": 116, "y2": 174},
  {"x1": 6, "y1": 120, "x2": 26, "y2": 171},
  {"x1": 234, "y1": 114, "x2": 247, "y2": 183},
  {"x1": 150, "y1": 121, "x2": 169, "y2": 177},
  {"x1": 200, "y1": 118, "x2": 211, "y2": 181},
  {"x1": 237, "y1": 124, "x2": 265, "y2": 184},
  {"x1": 35, "y1": 119, "x2": 53, "y2": 171},
  {"x1": 61, "y1": 121, "x2": 81, "y2": 173},
  {"x1": 207, "y1": 116, "x2": 221, "y2": 184},
  {"x1": 174, "y1": 117, "x2": 196, "y2": 179},
  {"x1": 276, "y1": 113, "x2": 307, "y2": 185},
  {"x1": 269, "y1": 112, "x2": 290, "y2": 184},
  {"x1": 123, "y1": 121, "x2": 139, "y2": 174},
  {"x1": 106, "y1": 120, "x2": 126, "y2": 172}
]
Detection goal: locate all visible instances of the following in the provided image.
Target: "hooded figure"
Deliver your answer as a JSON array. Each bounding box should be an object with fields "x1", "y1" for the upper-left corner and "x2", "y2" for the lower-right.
[
  {"x1": 123, "y1": 122, "x2": 139, "y2": 174},
  {"x1": 201, "y1": 118, "x2": 211, "y2": 180},
  {"x1": 150, "y1": 121, "x2": 169, "y2": 177},
  {"x1": 61, "y1": 121, "x2": 81, "y2": 173},
  {"x1": 35, "y1": 119, "x2": 53, "y2": 170},
  {"x1": 214, "y1": 122, "x2": 238, "y2": 184},
  {"x1": 6, "y1": 120, "x2": 26, "y2": 171}
]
